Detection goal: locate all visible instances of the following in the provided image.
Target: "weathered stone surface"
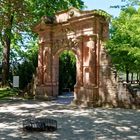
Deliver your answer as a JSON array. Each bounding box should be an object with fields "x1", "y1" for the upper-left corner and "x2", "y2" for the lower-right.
[{"x1": 33, "y1": 8, "x2": 136, "y2": 108}]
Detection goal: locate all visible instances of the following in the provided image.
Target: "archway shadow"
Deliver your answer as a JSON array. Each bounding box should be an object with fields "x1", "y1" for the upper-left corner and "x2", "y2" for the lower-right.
[{"x1": 55, "y1": 92, "x2": 74, "y2": 105}]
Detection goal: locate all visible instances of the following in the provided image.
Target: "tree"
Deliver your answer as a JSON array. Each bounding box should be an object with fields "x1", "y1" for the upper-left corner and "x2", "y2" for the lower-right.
[
  {"x1": 0, "y1": 0, "x2": 84, "y2": 86},
  {"x1": 106, "y1": 6, "x2": 140, "y2": 82},
  {"x1": 110, "y1": 0, "x2": 140, "y2": 9},
  {"x1": 0, "y1": 0, "x2": 31, "y2": 85},
  {"x1": 59, "y1": 51, "x2": 76, "y2": 93}
]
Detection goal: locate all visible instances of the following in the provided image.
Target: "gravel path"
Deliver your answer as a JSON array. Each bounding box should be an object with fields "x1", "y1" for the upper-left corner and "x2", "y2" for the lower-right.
[{"x1": 0, "y1": 93, "x2": 140, "y2": 140}]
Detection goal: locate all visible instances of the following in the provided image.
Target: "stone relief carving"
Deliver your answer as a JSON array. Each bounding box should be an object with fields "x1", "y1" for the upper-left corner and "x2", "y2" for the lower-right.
[
  {"x1": 68, "y1": 10, "x2": 75, "y2": 17},
  {"x1": 87, "y1": 37, "x2": 95, "y2": 65},
  {"x1": 52, "y1": 37, "x2": 79, "y2": 54}
]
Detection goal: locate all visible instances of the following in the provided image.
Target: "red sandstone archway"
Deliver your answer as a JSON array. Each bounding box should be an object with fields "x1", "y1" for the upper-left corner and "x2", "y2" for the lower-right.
[{"x1": 34, "y1": 8, "x2": 120, "y2": 107}]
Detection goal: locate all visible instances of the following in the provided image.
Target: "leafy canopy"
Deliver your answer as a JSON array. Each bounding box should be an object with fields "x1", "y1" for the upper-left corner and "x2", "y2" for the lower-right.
[{"x1": 106, "y1": 6, "x2": 140, "y2": 73}]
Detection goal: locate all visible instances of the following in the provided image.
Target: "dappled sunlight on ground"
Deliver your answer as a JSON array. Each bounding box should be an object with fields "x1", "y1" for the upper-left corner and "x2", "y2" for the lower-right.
[{"x1": 0, "y1": 94, "x2": 140, "y2": 140}]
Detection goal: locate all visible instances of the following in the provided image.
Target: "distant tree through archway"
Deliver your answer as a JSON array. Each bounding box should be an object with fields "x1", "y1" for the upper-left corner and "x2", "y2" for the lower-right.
[{"x1": 59, "y1": 50, "x2": 76, "y2": 94}]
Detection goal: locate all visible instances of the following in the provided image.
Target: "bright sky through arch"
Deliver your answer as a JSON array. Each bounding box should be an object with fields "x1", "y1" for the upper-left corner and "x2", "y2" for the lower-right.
[{"x1": 83, "y1": 0, "x2": 125, "y2": 17}]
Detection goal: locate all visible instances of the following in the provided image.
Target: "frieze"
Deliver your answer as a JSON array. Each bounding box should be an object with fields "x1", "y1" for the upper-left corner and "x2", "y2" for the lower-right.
[{"x1": 52, "y1": 37, "x2": 79, "y2": 54}]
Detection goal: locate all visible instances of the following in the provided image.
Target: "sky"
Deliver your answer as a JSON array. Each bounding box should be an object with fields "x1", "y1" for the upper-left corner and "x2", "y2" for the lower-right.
[{"x1": 83, "y1": 0, "x2": 126, "y2": 17}]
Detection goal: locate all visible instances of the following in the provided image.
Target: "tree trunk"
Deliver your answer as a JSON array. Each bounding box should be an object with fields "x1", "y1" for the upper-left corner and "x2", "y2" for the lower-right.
[
  {"x1": 2, "y1": 31, "x2": 11, "y2": 86},
  {"x1": 1, "y1": 15, "x2": 14, "y2": 86},
  {"x1": 137, "y1": 73, "x2": 139, "y2": 83},
  {"x1": 131, "y1": 72, "x2": 133, "y2": 83},
  {"x1": 139, "y1": 73, "x2": 140, "y2": 85},
  {"x1": 126, "y1": 69, "x2": 129, "y2": 83}
]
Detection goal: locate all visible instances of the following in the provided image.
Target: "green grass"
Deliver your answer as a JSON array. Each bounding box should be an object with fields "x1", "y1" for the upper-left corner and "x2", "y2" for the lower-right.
[{"x1": 0, "y1": 88, "x2": 18, "y2": 99}]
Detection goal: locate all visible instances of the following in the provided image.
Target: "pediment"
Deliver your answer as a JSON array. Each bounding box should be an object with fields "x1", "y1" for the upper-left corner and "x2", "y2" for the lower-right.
[{"x1": 55, "y1": 7, "x2": 82, "y2": 23}]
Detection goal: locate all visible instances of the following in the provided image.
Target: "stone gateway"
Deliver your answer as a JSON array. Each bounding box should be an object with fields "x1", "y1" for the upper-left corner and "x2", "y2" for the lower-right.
[{"x1": 34, "y1": 8, "x2": 133, "y2": 108}]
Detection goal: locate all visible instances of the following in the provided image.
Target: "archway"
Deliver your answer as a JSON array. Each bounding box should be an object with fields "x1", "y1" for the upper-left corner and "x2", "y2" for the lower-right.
[
  {"x1": 34, "y1": 8, "x2": 121, "y2": 107},
  {"x1": 59, "y1": 50, "x2": 76, "y2": 94},
  {"x1": 52, "y1": 46, "x2": 79, "y2": 99}
]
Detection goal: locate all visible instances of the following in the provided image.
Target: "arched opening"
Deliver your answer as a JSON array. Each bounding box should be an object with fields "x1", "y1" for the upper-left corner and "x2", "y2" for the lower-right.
[{"x1": 59, "y1": 50, "x2": 76, "y2": 95}]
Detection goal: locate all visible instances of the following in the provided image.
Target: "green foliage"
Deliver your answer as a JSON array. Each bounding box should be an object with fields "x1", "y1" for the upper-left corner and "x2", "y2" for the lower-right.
[
  {"x1": 92, "y1": 9, "x2": 111, "y2": 20},
  {"x1": 0, "y1": 0, "x2": 85, "y2": 37},
  {"x1": 11, "y1": 40, "x2": 38, "y2": 89},
  {"x1": 0, "y1": 43, "x2": 2, "y2": 63},
  {"x1": 0, "y1": 0, "x2": 85, "y2": 85},
  {"x1": 15, "y1": 61, "x2": 34, "y2": 89},
  {"x1": 106, "y1": 6, "x2": 140, "y2": 73},
  {"x1": 59, "y1": 50, "x2": 76, "y2": 93},
  {"x1": 29, "y1": 0, "x2": 85, "y2": 23},
  {"x1": 110, "y1": 0, "x2": 140, "y2": 10},
  {"x1": 0, "y1": 88, "x2": 18, "y2": 99}
]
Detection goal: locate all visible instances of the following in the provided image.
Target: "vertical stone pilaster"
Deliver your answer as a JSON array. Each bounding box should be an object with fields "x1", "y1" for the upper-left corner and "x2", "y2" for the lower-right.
[
  {"x1": 37, "y1": 43, "x2": 44, "y2": 85},
  {"x1": 103, "y1": 22, "x2": 109, "y2": 40},
  {"x1": 75, "y1": 36, "x2": 84, "y2": 87},
  {"x1": 86, "y1": 36, "x2": 97, "y2": 86},
  {"x1": 43, "y1": 46, "x2": 51, "y2": 83}
]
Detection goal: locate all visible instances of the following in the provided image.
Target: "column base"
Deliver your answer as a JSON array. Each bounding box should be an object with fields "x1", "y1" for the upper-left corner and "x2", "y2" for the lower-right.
[
  {"x1": 73, "y1": 85, "x2": 99, "y2": 107},
  {"x1": 35, "y1": 85, "x2": 57, "y2": 100}
]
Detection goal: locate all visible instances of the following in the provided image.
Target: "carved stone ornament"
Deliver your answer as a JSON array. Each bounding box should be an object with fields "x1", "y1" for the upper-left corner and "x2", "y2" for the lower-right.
[
  {"x1": 69, "y1": 10, "x2": 74, "y2": 17},
  {"x1": 52, "y1": 38, "x2": 79, "y2": 54}
]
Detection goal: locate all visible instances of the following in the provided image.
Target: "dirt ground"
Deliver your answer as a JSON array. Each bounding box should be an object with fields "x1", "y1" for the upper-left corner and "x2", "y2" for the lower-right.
[{"x1": 0, "y1": 94, "x2": 140, "y2": 140}]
